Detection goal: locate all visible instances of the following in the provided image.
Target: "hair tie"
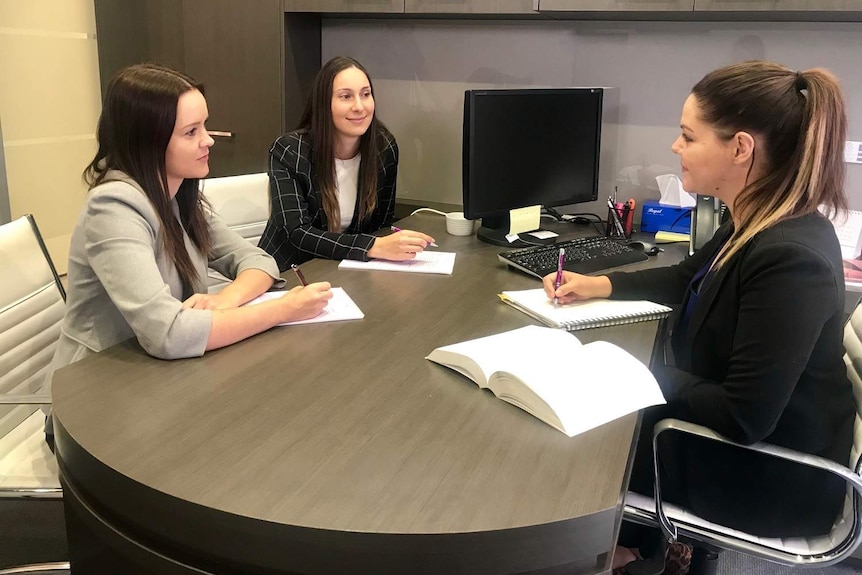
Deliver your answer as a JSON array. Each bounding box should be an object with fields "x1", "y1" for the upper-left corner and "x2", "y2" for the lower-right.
[{"x1": 795, "y1": 71, "x2": 807, "y2": 92}]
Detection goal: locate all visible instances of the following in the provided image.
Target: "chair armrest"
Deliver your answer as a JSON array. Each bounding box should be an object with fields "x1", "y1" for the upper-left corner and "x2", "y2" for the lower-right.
[
  {"x1": 0, "y1": 394, "x2": 52, "y2": 405},
  {"x1": 651, "y1": 418, "x2": 862, "y2": 543}
]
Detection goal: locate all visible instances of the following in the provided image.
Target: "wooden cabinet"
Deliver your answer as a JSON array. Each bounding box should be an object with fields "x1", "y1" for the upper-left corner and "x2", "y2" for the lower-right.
[
  {"x1": 539, "y1": 0, "x2": 694, "y2": 10},
  {"x1": 94, "y1": 0, "x2": 287, "y2": 177},
  {"x1": 405, "y1": 0, "x2": 539, "y2": 13},
  {"x1": 283, "y1": 0, "x2": 404, "y2": 12},
  {"x1": 180, "y1": 0, "x2": 283, "y2": 177},
  {"x1": 694, "y1": 0, "x2": 862, "y2": 10}
]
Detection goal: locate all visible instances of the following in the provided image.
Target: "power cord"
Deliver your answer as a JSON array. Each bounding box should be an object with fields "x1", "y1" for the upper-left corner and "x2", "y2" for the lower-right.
[{"x1": 410, "y1": 207, "x2": 448, "y2": 217}]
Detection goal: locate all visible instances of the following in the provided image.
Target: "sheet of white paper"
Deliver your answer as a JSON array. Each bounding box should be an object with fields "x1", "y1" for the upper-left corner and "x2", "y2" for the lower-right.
[
  {"x1": 528, "y1": 230, "x2": 559, "y2": 240},
  {"x1": 338, "y1": 251, "x2": 456, "y2": 275},
  {"x1": 820, "y1": 205, "x2": 862, "y2": 260},
  {"x1": 245, "y1": 287, "x2": 364, "y2": 326}
]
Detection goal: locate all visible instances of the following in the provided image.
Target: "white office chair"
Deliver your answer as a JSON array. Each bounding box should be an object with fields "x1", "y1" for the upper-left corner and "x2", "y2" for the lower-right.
[
  {"x1": 199, "y1": 172, "x2": 271, "y2": 293},
  {"x1": 0, "y1": 215, "x2": 68, "y2": 573},
  {"x1": 623, "y1": 302, "x2": 862, "y2": 569}
]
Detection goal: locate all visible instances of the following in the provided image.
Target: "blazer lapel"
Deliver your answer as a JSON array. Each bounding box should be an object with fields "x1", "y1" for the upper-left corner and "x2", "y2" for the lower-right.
[{"x1": 681, "y1": 225, "x2": 735, "y2": 352}]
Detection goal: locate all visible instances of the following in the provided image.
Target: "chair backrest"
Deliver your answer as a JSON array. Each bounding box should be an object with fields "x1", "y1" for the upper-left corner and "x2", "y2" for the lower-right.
[
  {"x1": 0, "y1": 215, "x2": 65, "y2": 438},
  {"x1": 200, "y1": 173, "x2": 270, "y2": 246},
  {"x1": 844, "y1": 302, "x2": 862, "y2": 474},
  {"x1": 834, "y1": 301, "x2": 862, "y2": 558}
]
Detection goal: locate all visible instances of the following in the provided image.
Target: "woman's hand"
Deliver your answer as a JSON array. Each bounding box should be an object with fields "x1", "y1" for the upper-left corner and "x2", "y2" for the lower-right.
[
  {"x1": 541, "y1": 271, "x2": 612, "y2": 304},
  {"x1": 275, "y1": 282, "x2": 333, "y2": 322},
  {"x1": 368, "y1": 229, "x2": 436, "y2": 261}
]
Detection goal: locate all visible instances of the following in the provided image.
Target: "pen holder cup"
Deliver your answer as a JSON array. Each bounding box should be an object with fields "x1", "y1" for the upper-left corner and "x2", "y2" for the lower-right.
[
  {"x1": 446, "y1": 212, "x2": 475, "y2": 236},
  {"x1": 606, "y1": 206, "x2": 631, "y2": 240}
]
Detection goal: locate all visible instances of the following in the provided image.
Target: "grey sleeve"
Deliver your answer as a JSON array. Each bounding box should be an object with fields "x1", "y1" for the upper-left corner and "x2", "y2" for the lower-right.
[
  {"x1": 84, "y1": 188, "x2": 212, "y2": 359},
  {"x1": 206, "y1": 211, "x2": 286, "y2": 289}
]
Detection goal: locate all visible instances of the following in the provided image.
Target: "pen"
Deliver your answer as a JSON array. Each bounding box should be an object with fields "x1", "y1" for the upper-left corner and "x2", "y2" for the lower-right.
[
  {"x1": 390, "y1": 225, "x2": 438, "y2": 247},
  {"x1": 554, "y1": 247, "x2": 565, "y2": 307},
  {"x1": 624, "y1": 198, "x2": 636, "y2": 237},
  {"x1": 290, "y1": 264, "x2": 308, "y2": 287}
]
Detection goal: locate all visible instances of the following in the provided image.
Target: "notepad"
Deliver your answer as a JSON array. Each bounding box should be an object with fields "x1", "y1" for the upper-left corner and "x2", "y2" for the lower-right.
[
  {"x1": 426, "y1": 325, "x2": 666, "y2": 437},
  {"x1": 245, "y1": 287, "x2": 364, "y2": 325},
  {"x1": 499, "y1": 288, "x2": 671, "y2": 331},
  {"x1": 338, "y1": 251, "x2": 456, "y2": 275}
]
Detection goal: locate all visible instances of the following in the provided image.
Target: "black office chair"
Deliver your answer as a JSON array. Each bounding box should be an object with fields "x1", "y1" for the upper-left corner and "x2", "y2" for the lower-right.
[{"x1": 624, "y1": 301, "x2": 862, "y2": 571}]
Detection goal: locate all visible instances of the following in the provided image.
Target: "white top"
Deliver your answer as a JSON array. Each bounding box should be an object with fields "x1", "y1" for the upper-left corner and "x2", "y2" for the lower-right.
[{"x1": 335, "y1": 155, "x2": 360, "y2": 232}]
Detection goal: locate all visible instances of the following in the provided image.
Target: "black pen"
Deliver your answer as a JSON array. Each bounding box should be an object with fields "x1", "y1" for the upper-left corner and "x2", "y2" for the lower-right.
[{"x1": 290, "y1": 264, "x2": 308, "y2": 286}]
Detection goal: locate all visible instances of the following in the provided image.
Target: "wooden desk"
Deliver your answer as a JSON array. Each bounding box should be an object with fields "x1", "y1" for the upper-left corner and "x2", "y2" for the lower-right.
[{"x1": 52, "y1": 213, "x2": 670, "y2": 575}]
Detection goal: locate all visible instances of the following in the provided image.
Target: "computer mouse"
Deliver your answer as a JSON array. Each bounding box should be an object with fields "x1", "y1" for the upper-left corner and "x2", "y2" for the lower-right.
[{"x1": 627, "y1": 240, "x2": 662, "y2": 256}]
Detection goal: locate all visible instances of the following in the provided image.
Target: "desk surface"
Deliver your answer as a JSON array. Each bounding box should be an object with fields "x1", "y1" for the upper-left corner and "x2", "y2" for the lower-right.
[{"x1": 52, "y1": 214, "x2": 679, "y2": 575}]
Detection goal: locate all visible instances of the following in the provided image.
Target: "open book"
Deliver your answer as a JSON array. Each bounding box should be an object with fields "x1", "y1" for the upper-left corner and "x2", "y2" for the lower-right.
[
  {"x1": 499, "y1": 288, "x2": 671, "y2": 331},
  {"x1": 426, "y1": 325, "x2": 666, "y2": 437},
  {"x1": 245, "y1": 287, "x2": 364, "y2": 325}
]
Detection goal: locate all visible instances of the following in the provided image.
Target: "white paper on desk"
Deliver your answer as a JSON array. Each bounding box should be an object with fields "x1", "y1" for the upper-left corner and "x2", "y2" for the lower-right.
[
  {"x1": 656, "y1": 174, "x2": 696, "y2": 208},
  {"x1": 820, "y1": 205, "x2": 862, "y2": 260},
  {"x1": 245, "y1": 287, "x2": 364, "y2": 325},
  {"x1": 338, "y1": 251, "x2": 456, "y2": 275}
]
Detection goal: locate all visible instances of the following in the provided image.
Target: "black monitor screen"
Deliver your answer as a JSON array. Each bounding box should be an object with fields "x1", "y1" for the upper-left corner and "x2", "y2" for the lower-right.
[{"x1": 462, "y1": 88, "x2": 604, "y2": 244}]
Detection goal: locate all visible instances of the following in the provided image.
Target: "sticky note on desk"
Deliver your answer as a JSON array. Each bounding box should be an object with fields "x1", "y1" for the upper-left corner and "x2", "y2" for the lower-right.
[{"x1": 509, "y1": 205, "x2": 541, "y2": 235}]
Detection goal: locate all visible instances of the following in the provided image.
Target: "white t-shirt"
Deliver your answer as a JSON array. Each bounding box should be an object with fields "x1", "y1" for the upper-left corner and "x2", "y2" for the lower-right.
[{"x1": 335, "y1": 155, "x2": 360, "y2": 232}]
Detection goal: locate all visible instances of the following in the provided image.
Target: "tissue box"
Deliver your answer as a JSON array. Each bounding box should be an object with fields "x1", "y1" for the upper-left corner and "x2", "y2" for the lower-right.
[{"x1": 640, "y1": 201, "x2": 692, "y2": 234}]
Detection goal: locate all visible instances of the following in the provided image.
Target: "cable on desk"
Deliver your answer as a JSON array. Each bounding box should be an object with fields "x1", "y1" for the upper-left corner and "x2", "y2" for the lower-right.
[{"x1": 410, "y1": 207, "x2": 448, "y2": 216}]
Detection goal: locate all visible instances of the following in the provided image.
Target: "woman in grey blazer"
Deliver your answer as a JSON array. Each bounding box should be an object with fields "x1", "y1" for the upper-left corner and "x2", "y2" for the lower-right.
[
  {"x1": 545, "y1": 61, "x2": 854, "y2": 572},
  {"x1": 44, "y1": 64, "x2": 333, "y2": 441},
  {"x1": 259, "y1": 56, "x2": 435, "y2": 271}
]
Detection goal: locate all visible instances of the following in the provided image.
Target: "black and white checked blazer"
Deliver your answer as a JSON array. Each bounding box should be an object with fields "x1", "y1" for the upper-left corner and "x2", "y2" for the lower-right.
[{"x1": 258, "y1": 129, "x2": 398, "y2": 271}]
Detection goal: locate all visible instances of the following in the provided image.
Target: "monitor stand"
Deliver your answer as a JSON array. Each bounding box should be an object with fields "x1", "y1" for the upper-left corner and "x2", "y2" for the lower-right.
[{"x1": 476, "y1": 214, "x2": 556, "y2": 248}]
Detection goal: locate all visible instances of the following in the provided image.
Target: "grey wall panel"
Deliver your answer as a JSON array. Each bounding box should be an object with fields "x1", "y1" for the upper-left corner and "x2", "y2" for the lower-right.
[{"x1": 322, "y1": 19, "x2": 862, "y2": 215}]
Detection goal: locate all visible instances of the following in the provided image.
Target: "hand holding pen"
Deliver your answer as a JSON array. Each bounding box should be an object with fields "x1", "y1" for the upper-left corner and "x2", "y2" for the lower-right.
[
  {"x1": 553, "y1": 248, "x2": 565, "y2": 307},
  {"x1": 391, "y1": 226, "x2": 438, "y2": 247},
  {"x1": 543, "y1": 270, "x2": 612, "y2": 304},
  {"x1": 367, "y1": 226, "x2": 437, "y2": 261},
  {"x1": 284, "y1": 264, "x2": 332, "y2": 319}
]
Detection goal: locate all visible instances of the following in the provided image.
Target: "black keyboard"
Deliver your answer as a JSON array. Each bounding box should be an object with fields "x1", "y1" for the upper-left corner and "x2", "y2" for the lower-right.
[{"x1": 498, "y1": 236, "x2": 649, "y2": 278}]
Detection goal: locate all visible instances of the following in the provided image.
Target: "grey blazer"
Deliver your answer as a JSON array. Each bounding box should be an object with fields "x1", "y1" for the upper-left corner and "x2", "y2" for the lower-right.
[{"x1": 44, "y1": 172, "x2": 283, "y2": 403}]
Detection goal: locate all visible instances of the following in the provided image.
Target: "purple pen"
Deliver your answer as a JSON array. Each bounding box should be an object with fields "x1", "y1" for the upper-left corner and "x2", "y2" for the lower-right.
[{"x1": 554, "y1": 247, "x2": 565, "y2": 307}]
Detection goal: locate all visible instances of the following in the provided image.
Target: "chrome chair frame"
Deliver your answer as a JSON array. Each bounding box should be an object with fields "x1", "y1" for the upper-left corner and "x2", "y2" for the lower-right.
[
  {"x1": 0, "y1": 215, "x2": 67, "y2": 572},
  {"x1": 624, "y1": 303, "x2": 862, "y2": 567}
]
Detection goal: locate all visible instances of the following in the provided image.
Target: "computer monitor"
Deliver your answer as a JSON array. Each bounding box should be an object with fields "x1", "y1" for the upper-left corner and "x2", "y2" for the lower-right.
[{"x1": 462, "y1": 87, "x2": 615, "y2": 246}]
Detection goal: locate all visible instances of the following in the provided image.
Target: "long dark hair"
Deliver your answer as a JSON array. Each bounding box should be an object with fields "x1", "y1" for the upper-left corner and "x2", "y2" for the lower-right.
[
  {"x1": 691, "y1": 60, "x2": 847, "y2": 269},
  {"x1": 298, "y1": 56, "x2": 392, "y2": 232},
  {"x1": 84, "y1": 63, "x2": 213, "y2": 292}
]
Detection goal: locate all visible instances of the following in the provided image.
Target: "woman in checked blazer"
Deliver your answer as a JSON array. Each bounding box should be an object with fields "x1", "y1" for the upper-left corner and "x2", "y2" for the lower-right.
[{"x1": 259, "y1": 56, "x2": 434, "y2": 271}]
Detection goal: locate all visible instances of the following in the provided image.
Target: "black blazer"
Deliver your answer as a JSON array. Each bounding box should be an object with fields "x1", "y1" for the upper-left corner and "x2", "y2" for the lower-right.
[
  {"x1": 258, "y1": 129, "x2": 398, "y2": 271},
  {"x1": 610, "y1": 213, "x2": 854, "y2": 536}
]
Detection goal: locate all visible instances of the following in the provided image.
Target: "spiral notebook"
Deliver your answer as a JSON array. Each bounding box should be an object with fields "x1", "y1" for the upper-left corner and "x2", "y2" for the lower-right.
[{"x1": 499, "y1": 288, "x2": 671, "y2": 331}]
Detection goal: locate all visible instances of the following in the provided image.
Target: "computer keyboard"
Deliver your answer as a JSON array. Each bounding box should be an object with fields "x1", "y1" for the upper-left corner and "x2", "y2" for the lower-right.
[{"x1": 498, "y1": 236, "x2": 649, "y2": 278}]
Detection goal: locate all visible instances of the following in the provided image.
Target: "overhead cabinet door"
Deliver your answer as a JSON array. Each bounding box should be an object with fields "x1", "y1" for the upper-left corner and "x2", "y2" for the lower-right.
[
  {"x1": 539, "y1": 0, "x2": 693, "y2": 10},
  {"x1": 694, "y1": 0, "x2": 862, "y2": 9},
  {"x1": 283, "y1": 0, "x2": 405, "y2": 12},
  {"x1": 405, "y1": 0, "x2": 539, "y2": 13}
]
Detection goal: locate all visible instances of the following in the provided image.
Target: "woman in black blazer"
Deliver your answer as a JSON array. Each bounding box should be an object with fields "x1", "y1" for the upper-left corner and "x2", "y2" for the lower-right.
[
  {"x1": 545, "y1": 61, "x2": 854, "y2": 571},
  {"x1": 259, "y1": 56, "x2": 434, "y2": 271}
]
